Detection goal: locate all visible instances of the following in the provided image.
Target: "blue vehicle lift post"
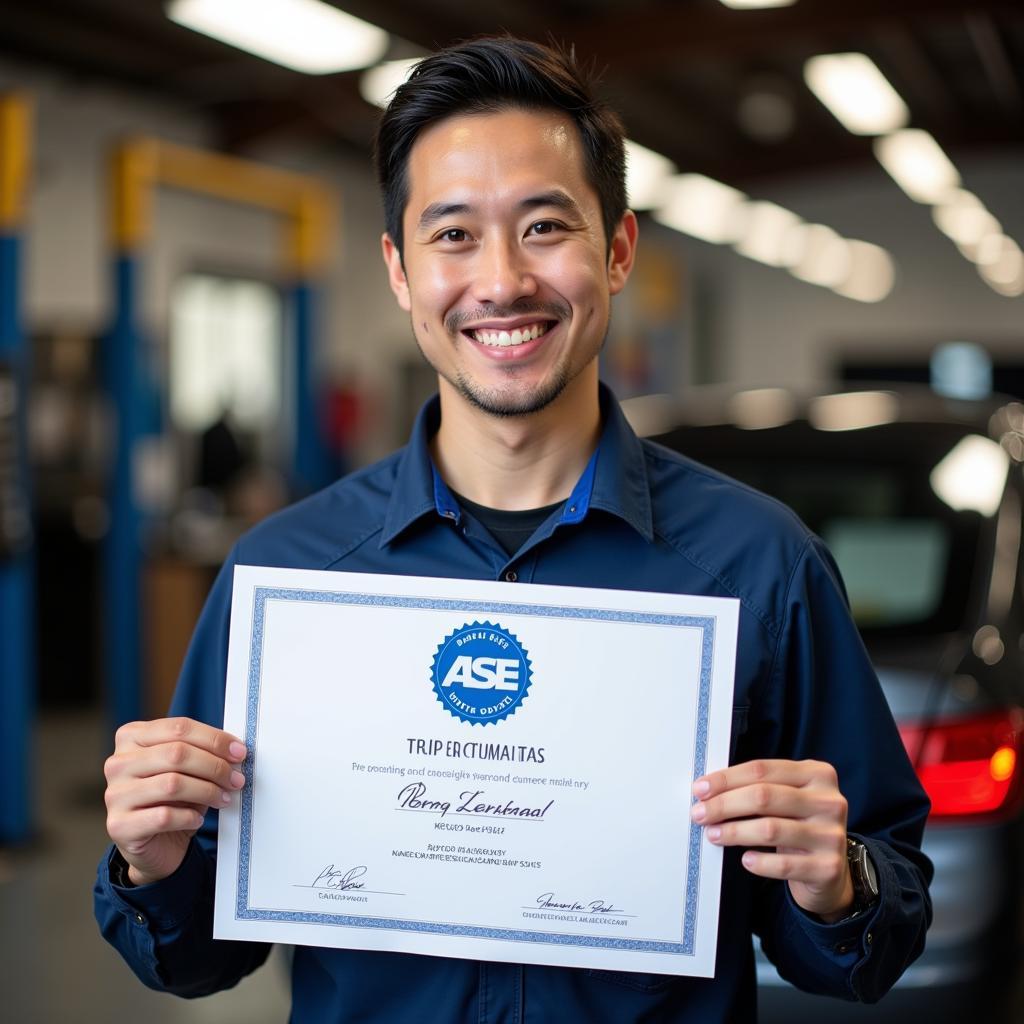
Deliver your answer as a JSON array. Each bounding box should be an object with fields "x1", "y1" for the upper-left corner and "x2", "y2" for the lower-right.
[{"x1": 0, "y1": 95, "x2": 34, "y2": 844}]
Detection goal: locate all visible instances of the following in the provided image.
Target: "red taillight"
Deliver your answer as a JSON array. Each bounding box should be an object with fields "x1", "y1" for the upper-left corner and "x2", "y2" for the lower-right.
[{"x1": 899, "y1": 709, "x2": 1024, "y2": 821}]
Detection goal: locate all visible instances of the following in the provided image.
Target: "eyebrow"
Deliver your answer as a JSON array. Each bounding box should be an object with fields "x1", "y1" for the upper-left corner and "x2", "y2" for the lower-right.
[{"x1": 416, "y1": 190, "x2": 584, "y2": 231}]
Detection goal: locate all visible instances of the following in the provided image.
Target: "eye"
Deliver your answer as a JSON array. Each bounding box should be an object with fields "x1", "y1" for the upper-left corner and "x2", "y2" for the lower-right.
[
  {"x1": 440, "y1": 228, "x2": 468, "y2": 243},
  {"x1": 528, "y1": 220, "x2": 560, "y2": 236}
]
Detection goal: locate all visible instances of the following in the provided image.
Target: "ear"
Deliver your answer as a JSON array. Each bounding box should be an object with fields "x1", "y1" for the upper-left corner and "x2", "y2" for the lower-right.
[
  {"x1": 607, "y1": 210, "x2": 639, "y2": 296},
  {"x1": 381, "y1": 233, "x2": 411, "y2": 312}
]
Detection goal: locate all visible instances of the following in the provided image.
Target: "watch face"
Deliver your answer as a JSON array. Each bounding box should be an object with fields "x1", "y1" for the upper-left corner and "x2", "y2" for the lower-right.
[
  {"x1": 850, "y1": 841, "x2": 879, "y2": 901},
  {"x1": 863, "y1": 848, "x2": 879, "y2": 897}
]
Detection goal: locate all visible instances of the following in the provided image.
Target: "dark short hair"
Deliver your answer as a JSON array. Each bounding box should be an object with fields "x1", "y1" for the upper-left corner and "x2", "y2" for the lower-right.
[{"x1": 374, "y1": 36, "x2": 627, "y2": 260}]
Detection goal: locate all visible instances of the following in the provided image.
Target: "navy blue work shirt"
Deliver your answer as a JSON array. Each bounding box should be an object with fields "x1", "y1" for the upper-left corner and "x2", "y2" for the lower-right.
[{"x1": 95, "y1": 387, "x2": 932, "y2": 1023}]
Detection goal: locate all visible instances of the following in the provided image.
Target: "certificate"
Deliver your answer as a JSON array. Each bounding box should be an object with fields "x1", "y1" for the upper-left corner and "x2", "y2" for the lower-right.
[{"x1": 214, "y1": 567, "x2": 739, "y2": 977}]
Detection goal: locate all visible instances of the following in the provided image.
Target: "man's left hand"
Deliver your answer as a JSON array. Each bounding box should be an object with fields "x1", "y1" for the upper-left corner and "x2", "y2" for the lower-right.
[{"x1": 691, "y1": 759, "x2": 855, "y2": 922}]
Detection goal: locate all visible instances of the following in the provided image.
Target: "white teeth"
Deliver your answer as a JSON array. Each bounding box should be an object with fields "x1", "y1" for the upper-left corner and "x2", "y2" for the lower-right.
[{"x1": 472, "y1": 322, "x2": 549, "y2": 347}]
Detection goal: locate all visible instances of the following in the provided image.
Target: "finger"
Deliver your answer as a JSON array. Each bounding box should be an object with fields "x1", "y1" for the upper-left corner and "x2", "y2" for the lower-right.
[
  {"x1": 739, "y1": 848, "x2": 847, "y2": 888},
  {"x1": 115, "y1": 718, "x2": 246, "y2": 763},
  {"x1": 691, "y1": 782, "x2": 819, "y2": 826},
  {"x1": 693, "y1": 759, "x2": 837, "y2": 798},
  {"x1": 106, "y1": 741, "x2": 245, "y2": 792},
  {"x1": 108, "y1": 805, "x2": 206, "y2": 846},
  {"x1": 701, "y1": 816, "x2": 821, "y2": 851},
  {"x1": 105, "y1": 772, "x2": 238, "y2": 816}
]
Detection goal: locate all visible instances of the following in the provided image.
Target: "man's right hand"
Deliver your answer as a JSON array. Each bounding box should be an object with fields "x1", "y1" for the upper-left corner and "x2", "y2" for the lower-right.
[{"x1": 104, "y1": 717, "x2": 247, "y2": 887}]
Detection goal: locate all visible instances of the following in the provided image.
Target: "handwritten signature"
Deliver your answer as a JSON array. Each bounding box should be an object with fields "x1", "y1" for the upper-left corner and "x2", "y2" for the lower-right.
[
  {"x1": 312, "y1": 864, "x2": 367, "y2": 890},
  {"x1": 536, "y1": 892, "x2": 623, "y2": 915}
]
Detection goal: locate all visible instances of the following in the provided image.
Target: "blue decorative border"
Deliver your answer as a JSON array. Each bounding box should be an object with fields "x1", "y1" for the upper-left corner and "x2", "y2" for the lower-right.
[{"x1": 237, "y1": 586, "x2": 718, "y2": 958}]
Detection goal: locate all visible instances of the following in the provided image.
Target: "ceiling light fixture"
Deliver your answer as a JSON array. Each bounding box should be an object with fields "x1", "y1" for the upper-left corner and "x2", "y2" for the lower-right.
[
  {"x1": 786, "y1": 224, "x2": 852, "y2": 287},
  {"x1": 804, "y1": 53, "x2": 909, "y2": 135},
  {"x1": 932, "y1": 190, "x2": 1002, "y2": 248},
  {"x1": 167, "y1": 0, "x2": 389, "y2": 75},
  {"x1": 733, "y1": 201, "x2": 803, "y2": 267},
  {"x1": 653, "y1": 174, "x2": 748, "y2": 244},
  {"x1": 873, "y1": 129, "x2": 960, "y2": 203},
  {"x1": 624, "y1": 141, "x2": 677, "y2": 210},
  {"x1": 832, "y1": 241, "x2": 896, "y2": 303},
  {"x1": 360, "y1": 57, "x2": 420, "y2": 107},
  {"x1": 718, "y1": 0, "x2": 798, "y2": 8}
]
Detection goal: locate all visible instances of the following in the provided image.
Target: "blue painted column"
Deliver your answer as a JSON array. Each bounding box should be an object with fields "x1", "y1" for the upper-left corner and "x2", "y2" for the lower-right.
[
  {"x1": 291, "y1": 282, "x2": 333, "y2": 494},
  {"x1": 102, "y1": 254, "x2": 144, "y2": 730},
  {"x1": 0, "y1": 231, "x2": 34, "y2": 843}
]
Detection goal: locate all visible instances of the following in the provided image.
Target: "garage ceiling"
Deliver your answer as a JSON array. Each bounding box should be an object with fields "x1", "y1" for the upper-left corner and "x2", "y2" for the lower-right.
[{"x1": 1, "y1": 0, "x2": 1021, "y2": 187}]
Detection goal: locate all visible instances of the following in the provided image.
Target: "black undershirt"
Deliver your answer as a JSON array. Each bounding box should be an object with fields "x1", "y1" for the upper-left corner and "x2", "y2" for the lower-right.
[{"x1": 452, "y1": 491, "x2": 564, "y2": 558}]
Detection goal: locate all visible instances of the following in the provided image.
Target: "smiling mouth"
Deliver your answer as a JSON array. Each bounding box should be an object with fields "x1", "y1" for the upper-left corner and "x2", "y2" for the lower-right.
[{"x1": 467, "y1": 321, "x2": 555, "y2": 348}]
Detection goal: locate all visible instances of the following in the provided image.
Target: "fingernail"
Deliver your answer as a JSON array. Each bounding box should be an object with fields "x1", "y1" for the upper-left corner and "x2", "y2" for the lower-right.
[
  {"x1": 230, "y1": 770, "x2": 245, "y2": 789},
  {"x1": 742, "y1": 851, "x2": 757, "y2": 869},
  {"x1": 706, "y1": 826, "x2": 721, "y2": 842},
  {"x1": 220, "y1": 790, "x2": 232, "y2": 804},
  {"x1": 229, "y1": 742, "x2": 247, "y2": 760},
  {"x1": 690, "y1": 802, "x2": 706, "y2": 823},
  {"x1": 693, "y1": 779, "x2": 710, "y2": 797}
]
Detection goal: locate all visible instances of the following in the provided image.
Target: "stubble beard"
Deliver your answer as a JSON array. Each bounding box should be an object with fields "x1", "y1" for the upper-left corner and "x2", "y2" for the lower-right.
[{"x1": 413, "y1": 303, "x2": 608, "y2": 419}]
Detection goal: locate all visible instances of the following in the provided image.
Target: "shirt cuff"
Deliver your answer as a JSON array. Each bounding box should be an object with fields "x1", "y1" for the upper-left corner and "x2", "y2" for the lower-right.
[
  {"x1": 103, "y1": 841, "x2": 211, "y2": 931},
  {"x1": 783, "y1": 832, "x2": 887, "y2": 958}
]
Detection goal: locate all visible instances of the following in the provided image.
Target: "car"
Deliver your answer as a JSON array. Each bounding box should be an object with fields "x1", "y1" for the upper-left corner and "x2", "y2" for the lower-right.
[{"x1": 625, "y1": 385, "x2": 1024, "y2": 1022}]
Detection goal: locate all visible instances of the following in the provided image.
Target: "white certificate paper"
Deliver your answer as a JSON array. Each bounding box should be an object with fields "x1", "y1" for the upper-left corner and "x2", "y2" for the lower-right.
[{"x1": 214, "y1": 567, "x2": 739, "y2": 977}]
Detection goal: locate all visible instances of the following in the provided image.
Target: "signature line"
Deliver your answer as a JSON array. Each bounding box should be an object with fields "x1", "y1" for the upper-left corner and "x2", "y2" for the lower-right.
[
  {"x1": 293, "y1": 885, "x2": 406, "y2": 896},
  {"x1": 396, "y1": 809, "x2": 545, "y2": 822}
]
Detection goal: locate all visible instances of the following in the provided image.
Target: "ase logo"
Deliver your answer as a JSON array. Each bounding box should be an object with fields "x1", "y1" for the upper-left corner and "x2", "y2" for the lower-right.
[{"x1": 430, "y1": 621, "x2": 532, "y2": 725}]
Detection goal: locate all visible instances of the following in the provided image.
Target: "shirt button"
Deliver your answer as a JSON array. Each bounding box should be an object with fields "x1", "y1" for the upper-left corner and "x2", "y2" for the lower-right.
[
  {"x1": 866, "y1": 932, "x2": 873, "y2": 946},
  {"x1": 834, "y1": 939, "x2": 855, "y2": 954},
  {"x1": 504, "y1": 570, "x2": 518, "y2": 582},
  {"x1": 134, "y1": 913, "x2": 146, "y2": 925}
]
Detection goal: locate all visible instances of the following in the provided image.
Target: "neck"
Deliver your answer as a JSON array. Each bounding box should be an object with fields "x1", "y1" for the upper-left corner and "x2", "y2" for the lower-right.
[{"x1": 430, "y1": 369, "x2": 601, "y2": 511}]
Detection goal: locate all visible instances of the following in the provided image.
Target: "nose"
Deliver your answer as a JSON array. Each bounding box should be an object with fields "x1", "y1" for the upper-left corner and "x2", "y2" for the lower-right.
[{"x1": 471, "y1": 237, "x2": 538, "y2": 306}]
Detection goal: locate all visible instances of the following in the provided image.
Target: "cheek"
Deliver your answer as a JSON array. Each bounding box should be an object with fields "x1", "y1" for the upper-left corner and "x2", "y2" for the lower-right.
[
  {"x1": 408, "y1": 263, "x2": 465, "y2": 321},
  {"x1": 546, "y1": 249, "x2": 607, "y2": 301}
]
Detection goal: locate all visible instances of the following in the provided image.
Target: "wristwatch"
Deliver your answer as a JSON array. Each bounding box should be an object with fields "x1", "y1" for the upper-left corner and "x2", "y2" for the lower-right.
[{"x1": 845, "y1": 836, "x2": 879, "y2": 917}]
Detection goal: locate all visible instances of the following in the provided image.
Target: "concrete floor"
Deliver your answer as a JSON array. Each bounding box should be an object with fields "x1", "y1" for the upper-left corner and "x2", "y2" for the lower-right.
[{"x1": 0, "y1": 709, "x2": 291, "y2": 1024}]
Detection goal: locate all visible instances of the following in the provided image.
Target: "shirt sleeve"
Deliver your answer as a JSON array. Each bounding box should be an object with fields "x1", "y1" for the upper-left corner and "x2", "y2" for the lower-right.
[
  {"x1": 752, "y1": 536, "x2": 933, "y2": 1002},
  {"x1": 93, "y1": 547, "x2": 273, "y2": 996}
]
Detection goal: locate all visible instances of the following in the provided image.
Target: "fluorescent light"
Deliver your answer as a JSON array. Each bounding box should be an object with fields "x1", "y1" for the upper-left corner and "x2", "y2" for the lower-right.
[
  {"x1": 624, "y1": 140, "x2": 676, "y2": 210},
  {"x1": 167, "y1": 0, "x2": 388, "y2": 75},
  {"x1": 973, "y1": 233, "x2": 1018, "y2": 268},
  {"x1": 654, "y1": 174, "x2": 748, "y2": 244},
  {"x1": 832, "y1": 240, "x2": 895, "y2": 302},
  {"x1": 360, "y1": 57, "x2": 419, "y2": 107},
  {"x1": 809, "y1": 391, "x2": 899, "y2": 432},
  {"x1": 873, "y1": 129, "x2": 960, "y2": 203},
  {"x1": 930, "y1": 435, "x2": 1009, "y2": 517},
  {"x1": 786, "y1": 223, "x2": 852, "y2": 287},
  {"x1": 978, "y1": 240, "x2": 1024, "y2": 297},
  {"x1": 728, "y1": 389, "x2": 796, "y2": 430},
  {"x1": 932, "y1": 190, "x2": 1001, "y2": 247},
  {"x1": 718, "y1": 0, "x2": 797, "y2": 8},
  {"x1": 804, "y1": 53, "x2": 909, "y2": 136},
  {"x1": 733, "y1": 201, "x2": 803, "y2": 266}
]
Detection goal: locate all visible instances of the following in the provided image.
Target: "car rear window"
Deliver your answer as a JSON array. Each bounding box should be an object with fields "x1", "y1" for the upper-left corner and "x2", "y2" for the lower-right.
[{"x1": 652, "y1": 424, "x2": 987, "y2": 637}]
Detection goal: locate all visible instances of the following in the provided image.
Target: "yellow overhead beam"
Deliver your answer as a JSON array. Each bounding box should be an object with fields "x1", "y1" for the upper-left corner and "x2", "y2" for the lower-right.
[
  {"x1": 112, "y1": 137, "x2": 336, "y2": 273},
  {"x1": 0, "y1": 95, "x2": 32, "y2": 231}
]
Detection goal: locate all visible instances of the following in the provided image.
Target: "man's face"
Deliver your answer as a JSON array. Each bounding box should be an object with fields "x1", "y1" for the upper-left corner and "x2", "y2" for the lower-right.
[{"x1": 382, "y1": 107, "x2": 636, "y2": 418}]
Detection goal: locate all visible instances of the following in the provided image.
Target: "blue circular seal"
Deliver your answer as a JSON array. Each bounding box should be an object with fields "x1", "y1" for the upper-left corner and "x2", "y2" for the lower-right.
[{"x1": 430, "y1": 621, "x2": 532, "y2": 726}]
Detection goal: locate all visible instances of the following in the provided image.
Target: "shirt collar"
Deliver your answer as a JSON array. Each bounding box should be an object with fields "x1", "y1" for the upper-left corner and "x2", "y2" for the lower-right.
[{"x1": 379, "y1": 384, "x2": 653, "y2": 548}]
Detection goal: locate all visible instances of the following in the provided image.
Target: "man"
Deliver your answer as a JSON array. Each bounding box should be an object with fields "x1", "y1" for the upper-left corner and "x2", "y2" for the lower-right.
[{"x1": 95, "y1": 36, "x2": 931, "y2": 1023}]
